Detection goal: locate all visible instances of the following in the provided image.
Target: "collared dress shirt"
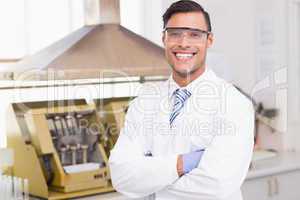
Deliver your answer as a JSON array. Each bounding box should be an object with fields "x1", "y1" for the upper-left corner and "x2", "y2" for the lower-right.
[{"x1": 109, "y1": 68, "x2": 254, "y2": 200}]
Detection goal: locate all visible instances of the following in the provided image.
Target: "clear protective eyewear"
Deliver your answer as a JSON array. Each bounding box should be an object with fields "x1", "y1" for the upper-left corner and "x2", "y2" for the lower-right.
[{"x1": 164, "y1": 27, "x2": 211, "y2": 43}]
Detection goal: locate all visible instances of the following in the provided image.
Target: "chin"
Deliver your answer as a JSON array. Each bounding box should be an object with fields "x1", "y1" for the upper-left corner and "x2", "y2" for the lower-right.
[
  {"x1": 173, "y1": 64, "x2": 193, "y2": 73},
  {"x1": 174, "y1": 68, "x2": 194, "y2": 78},
  {"x1": 174, "y1": 64, "x2": 205, "y2": 78}
]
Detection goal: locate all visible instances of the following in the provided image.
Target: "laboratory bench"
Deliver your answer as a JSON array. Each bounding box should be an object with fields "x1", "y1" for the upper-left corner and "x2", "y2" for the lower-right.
[
  {"x1": 29, "y1": 151, "x2": 300, "y2": 200},
  {"x1": 242, "y1": 151, "x2": 300, "y2": 200},
  {"x1": 247, "y1": 151, "x2": 300, "y2": 179}
]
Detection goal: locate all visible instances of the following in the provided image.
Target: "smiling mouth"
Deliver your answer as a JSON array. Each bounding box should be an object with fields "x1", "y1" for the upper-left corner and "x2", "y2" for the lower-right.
[{"x1": 173, "y1": 52, "x2": 196, "y2": 61}]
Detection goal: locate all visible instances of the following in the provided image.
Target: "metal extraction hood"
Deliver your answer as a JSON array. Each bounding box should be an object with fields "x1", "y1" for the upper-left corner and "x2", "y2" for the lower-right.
[{"x1": 13, "y1": 0, "x2": 170, "y2": 81}]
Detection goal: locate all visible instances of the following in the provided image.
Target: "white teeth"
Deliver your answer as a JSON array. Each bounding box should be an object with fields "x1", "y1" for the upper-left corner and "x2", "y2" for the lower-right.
[{"x1": 175, "y1": 53, "x2": 194, "y2": 60}]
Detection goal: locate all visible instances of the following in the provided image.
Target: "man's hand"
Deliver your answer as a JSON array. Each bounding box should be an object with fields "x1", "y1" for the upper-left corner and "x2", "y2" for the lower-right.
[
  {"x1": 177, "y1": 149, "x2": 205, "y2": 176},
  {"x1": 177, "y1": 155, "x2": 184, "y2": 176}
]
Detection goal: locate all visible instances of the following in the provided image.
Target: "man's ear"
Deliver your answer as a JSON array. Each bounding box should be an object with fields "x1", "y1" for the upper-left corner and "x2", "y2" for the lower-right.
[{"x1": 207, "y1": 33, "x2": 214, "y2": 48}]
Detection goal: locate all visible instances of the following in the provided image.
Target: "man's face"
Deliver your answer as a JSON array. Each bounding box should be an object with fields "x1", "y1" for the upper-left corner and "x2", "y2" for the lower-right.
[{"x1": 163, "y1": 12, "x2": 213, "y2": 78}]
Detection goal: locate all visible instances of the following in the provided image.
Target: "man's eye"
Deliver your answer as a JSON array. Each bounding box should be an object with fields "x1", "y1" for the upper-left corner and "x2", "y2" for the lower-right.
[
  {"x1": 169, "y1": 31, "x2": 181, "y2": 37},
  {"x1": 190, "y1": 32, "x2": 202, "y2": 38}
]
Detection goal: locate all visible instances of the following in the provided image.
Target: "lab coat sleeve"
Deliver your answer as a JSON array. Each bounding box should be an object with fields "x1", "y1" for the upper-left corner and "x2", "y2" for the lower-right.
[
  {"x1": 165, "y1": 87, "x2": 255, "y2": 199},
  {"x1": 108, "y1": 99, "x2": 179, "y2": 198}
]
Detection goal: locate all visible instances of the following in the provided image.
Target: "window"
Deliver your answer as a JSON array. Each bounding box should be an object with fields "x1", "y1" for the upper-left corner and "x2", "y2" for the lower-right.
[{"x1": 0, "y1": 0, "x2": 84, "y2": 60}]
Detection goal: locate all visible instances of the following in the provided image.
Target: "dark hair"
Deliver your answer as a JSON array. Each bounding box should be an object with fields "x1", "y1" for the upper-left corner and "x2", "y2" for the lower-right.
[{"x1": 163, "y1": 0, "x2": 212, "y2": 32}]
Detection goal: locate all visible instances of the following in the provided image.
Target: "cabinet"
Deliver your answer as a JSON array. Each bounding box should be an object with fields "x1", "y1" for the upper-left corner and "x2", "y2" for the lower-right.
[
  {"x1": 242, "y1": 176, "x2": 272, "y2": 200},
  {"x1": 242, "y1": 170, "x2": 300, "y2": 200},
  {"x1": 275, "y1": 170, "x2": 300, "y2": 200}
]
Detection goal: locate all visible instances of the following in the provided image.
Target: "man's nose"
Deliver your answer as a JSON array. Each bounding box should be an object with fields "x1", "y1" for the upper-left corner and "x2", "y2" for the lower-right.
[{"x1": 177, "y1": 33, "x2": 190, "y2": 47}]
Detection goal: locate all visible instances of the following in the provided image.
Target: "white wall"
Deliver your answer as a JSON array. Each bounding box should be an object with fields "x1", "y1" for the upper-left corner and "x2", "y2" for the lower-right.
[
  {"x1": 250, "y1": 0, "x2": 289, "y2": 150},
  {"x1": 287, "y1": 0, "x2": 300, "y2": 151},
  {"x1": 25, "y1": 0, "x2": 85, "y2": 55},
  {"x1": 142, "y1": 0, "x2": 164, "y2": 46},
  {"x1": 0, "y1": 0, "x2": 84, "y2": 62},
  {"x1": 0, "y1": 0, "x2": 26, "y2": 59},
  {"x1": 120, "y1": 0, "x2": 144, "y2": 36}
]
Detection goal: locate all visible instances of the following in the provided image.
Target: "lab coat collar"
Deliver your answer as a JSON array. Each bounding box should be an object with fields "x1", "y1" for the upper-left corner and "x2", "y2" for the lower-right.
[{"x1": 167, "y1": 66, "x2": 213, "y2": 100}]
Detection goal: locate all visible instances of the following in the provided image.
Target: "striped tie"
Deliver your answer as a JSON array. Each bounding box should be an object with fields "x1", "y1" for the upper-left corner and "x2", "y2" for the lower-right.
[{"x1": 170, "y1": 88, "x2": 191, "y2": 126}]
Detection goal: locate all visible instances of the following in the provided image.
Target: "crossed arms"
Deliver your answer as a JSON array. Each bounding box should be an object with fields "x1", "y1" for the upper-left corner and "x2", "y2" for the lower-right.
[{"x1": 109, "y1": 89, "x2": 254, "y2": 199}]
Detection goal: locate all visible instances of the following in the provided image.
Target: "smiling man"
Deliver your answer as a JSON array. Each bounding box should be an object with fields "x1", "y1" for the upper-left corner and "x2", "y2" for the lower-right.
[
  {"x1": 109, "y1": 1, "x2": 254, "y2": 200},
  {"x1": 163, "y1": 8, "x2": 213, "y2": 87}
]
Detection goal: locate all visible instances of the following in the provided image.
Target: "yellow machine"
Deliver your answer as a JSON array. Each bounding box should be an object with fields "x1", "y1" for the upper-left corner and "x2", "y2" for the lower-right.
[{"x1": 6, "y1": 97, "x2": 131, "y2": 200}]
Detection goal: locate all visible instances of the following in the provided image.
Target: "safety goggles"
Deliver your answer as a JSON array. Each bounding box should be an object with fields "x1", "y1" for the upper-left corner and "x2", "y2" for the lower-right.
[{"x1": 164, "y1": 27, "x2": 211, "y2": 43}]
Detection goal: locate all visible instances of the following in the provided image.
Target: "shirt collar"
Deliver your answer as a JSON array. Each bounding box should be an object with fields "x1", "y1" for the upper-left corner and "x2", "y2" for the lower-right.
[{"x1": 167, "y1": 67, "x2": 212, "y2": 99}]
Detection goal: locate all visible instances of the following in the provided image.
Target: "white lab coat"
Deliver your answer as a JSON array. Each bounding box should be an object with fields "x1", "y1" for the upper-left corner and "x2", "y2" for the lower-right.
[{"x1": 109, "y1": 68, "x2": 254, "y2": 200}]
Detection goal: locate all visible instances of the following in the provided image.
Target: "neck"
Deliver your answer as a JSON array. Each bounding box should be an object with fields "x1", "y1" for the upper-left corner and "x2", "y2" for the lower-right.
[{"x1": 172, "y1": 66, "x2": 206, "y2": 87}]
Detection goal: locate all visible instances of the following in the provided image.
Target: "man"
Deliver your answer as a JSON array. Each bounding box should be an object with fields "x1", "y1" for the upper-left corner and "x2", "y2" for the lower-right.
[{"x1": 109, "y1": 1, "x2": 254, "y2": 200}]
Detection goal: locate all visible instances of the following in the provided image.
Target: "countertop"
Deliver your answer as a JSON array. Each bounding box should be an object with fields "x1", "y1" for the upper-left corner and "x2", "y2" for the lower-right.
[
  {"x1": 247, "y1": 151, "x2": 300, "y2": 180},
  {"x1": 31, "y1": 151, "x2": 300, "y2": 199}
]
